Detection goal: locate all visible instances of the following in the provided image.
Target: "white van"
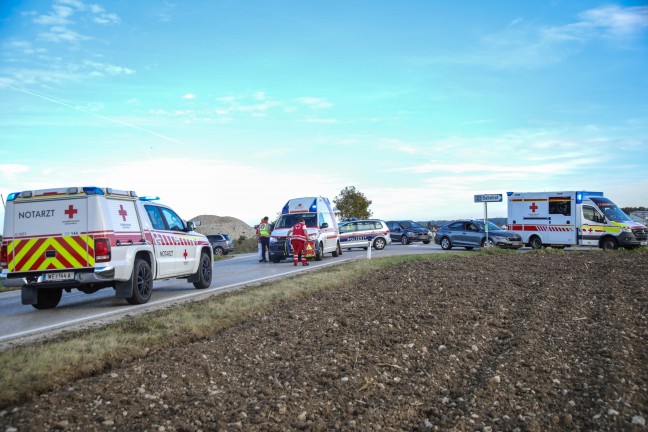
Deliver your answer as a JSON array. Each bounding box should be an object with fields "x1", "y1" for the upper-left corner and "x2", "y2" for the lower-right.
[
  {"x1": 507, "y1": 191, "x2": 647, "y2": 250},
  {"x1": 268, "y1": 196, "x2": 340, "y2": 263}
]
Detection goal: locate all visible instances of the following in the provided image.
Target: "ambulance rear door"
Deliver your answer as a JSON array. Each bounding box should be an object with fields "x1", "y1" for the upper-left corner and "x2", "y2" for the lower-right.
[
  {"x1": 7, "y1": 195, "x2": 93, "y2": 276},
  {"x1": 546, "y1": 195, "x2": 577, "y2": 245}
]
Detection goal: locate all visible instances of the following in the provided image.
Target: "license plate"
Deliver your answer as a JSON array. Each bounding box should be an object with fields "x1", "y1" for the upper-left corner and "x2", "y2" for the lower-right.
[{"x1": 43, "y1": 271, "x2": 74, "y2": 281}]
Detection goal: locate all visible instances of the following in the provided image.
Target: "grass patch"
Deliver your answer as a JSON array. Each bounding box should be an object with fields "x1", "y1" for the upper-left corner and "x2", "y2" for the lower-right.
[{"x1": 0, "y1": 253, "x2": 455, "y2": 408}]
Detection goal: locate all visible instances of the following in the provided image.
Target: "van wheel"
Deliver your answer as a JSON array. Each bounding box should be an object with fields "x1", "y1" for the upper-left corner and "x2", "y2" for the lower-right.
[
  {"x1": 33, "y1": 289, "x2": 63, "y2": 310},
  {"x1": 529, "y1": 236, "x2": 543, "y2": 250},
  {"x1": 440, "y1": 237, "x2": 452, "y2": 250},
  {"x1": 401, "y1": 235, "x2": 409, "y2": 245},
  {"x1": 601, "y1": 237, "x2": 618, "y2": 250},
  {"x1": 315, "y1": 242, "x2": 323, "y2": 261},
  {"x1": 332, "y1": 241, "x2": 340, "y2": 257},
  {"x1": 126, "y1": 259, "x2": 153, "y2": 305},
  {"x1": 193, "y1": 252, "x2": 212, "y2": 289},
  {"x1": 373, "y1": 237, "x2": 386, "y2": 250}
]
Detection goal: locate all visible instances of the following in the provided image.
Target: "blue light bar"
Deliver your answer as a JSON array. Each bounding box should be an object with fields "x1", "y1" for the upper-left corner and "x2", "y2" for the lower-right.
[
  {"x1": 139, "y1": 196, "x2": 160, "y2": 201},
  {"x1": 83, "y1": 187, "x2": 104, "y2": 195},
  {"x1": 6, "y1": 192, "x2": 20, "y2": 201}
]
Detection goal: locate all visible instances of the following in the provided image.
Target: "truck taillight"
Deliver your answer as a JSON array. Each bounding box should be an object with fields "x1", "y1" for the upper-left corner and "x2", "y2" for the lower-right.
[
  {"x1": 95, "y1": 238, "x2": 111, "y2": 263},
  {"x1": 1, "y1": 244, "x2": 7, "y2": 268}
]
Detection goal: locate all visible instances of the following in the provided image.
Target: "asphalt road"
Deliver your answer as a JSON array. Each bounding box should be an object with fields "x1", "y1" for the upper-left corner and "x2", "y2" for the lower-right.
[{"x1": 0, "y1": 242, "x2": 451, "y2": 348}]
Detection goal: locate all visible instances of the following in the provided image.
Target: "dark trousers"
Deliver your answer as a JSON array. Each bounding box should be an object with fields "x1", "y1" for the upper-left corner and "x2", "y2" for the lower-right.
[{"x1": 260, "y1": 237, "x2": 270, "y2": 260}]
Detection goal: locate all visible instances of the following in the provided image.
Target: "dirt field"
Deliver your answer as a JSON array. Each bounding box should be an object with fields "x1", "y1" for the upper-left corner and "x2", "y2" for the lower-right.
[{"x1": 1, "y1": 251, "x2": 646, "y2": 431}]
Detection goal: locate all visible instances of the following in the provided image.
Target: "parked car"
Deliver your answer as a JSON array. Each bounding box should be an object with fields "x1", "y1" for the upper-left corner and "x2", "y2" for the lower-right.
[
  {"x1": 385, "y1": 220, "x2": 433, "y2": 245},
  {"x1": 338, "y1": 219, "x2": 392, "y2": 250},
  {"x1": 206, "y1": 234, "x2": 234, "y2": 255},
  {"x1": 434, "y1": 220, "x2": 523, "y2": 250}
]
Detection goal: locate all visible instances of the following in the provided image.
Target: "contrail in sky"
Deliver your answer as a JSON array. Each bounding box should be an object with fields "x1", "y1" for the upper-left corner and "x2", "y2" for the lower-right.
[{"x1": 6, "y1": 84, "x2": 180, "y2": 144}]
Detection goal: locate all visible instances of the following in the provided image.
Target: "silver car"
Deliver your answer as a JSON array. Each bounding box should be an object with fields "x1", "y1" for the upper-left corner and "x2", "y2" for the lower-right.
[{"x1": 434, "y1": 220, "x2": 523, "y2": 250}]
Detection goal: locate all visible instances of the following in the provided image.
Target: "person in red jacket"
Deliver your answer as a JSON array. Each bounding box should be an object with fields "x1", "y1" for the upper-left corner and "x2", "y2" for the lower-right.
[{"x1": 288, "y1": 216, "x2": 310, "y2": 266}]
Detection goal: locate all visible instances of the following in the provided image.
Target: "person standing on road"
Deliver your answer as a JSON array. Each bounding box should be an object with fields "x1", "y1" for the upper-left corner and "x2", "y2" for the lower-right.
[
  {"x1": 258, "y1": 216, "x2": 271, "y2": 262},
  {"x1": 287, "y1": 216, "x2": 309, "y2": 266}
]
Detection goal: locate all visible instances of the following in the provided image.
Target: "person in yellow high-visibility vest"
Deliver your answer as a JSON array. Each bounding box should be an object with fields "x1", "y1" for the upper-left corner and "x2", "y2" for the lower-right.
[{"x1": 258, "y1": 216, "x2": 271, "y2": 262}]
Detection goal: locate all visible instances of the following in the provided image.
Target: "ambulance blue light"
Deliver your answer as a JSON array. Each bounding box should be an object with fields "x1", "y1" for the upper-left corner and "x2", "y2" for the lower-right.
[
  {"x1": 309, "y1": 199, "x2": 317, "y2": 212},
  {"x1": 139, "y1": 196, "x2": 160, "y2": 202},
  {"x1": 6, "y1": 192, "x2": 19, "y2": 201},
  {"x1": 83, "y1": 187, "x2": 104, "y2": 195},
  {"x1": 506, "y1": 192, "x2": 513, "y2": 196},
  {"x1": 282, "y1": 201, "x2": 290, "y2": 214}
]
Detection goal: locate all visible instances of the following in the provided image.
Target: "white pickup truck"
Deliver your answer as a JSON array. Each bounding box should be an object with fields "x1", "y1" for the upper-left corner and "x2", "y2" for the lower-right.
[{"x1": 1, "y1": 186, "x2": 213, "y2": 309}]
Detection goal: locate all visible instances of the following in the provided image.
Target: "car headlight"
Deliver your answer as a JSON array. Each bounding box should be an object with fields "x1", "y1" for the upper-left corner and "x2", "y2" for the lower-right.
[
  {"x1": 270, "y1": 237, "x2": 278, "y2": 243},
  {"x1": 492, "y1": 235, "x2": 506, "y2": 241},
  {"x1": 620, "y1": 227, "x2": 632, "y2": 233},
  {"x1": 407, "y1": 232, "x2": 416, "y2": 237}
]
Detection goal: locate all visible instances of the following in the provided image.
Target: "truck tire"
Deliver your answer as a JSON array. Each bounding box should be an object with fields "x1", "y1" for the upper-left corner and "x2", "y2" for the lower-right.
[
  {"x1": 126, "y1": 258, "x2": 153, "y2": 305},
  {"x1": 600, "y1": 236, "x2": 618, "y2": 250},
  {"x1": 529, "y1": 236, "x2": 543, "y2": 250},
  {"x1": 33, "y1": 288, "x2": 63, "y2": 310},
  {"x1": 193, "y1": 252, "x2": 213, "y2": 289}
]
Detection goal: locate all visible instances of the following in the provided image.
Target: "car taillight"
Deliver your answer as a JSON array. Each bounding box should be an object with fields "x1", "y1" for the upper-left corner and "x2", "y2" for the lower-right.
[
  {"x1": 1, "y1": 244, "x2": 7, "y2": 269},
  {"x1": 95, "y1": 238, "x2": 111, "y2": 263}
]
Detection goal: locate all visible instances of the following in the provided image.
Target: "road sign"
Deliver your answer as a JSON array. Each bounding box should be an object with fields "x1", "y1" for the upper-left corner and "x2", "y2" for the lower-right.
[{"x1": 474, "y1": 194, "x2": 503, "y2": 203}]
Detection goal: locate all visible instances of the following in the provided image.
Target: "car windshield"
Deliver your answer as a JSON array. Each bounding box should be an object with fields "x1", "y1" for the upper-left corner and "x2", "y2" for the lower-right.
[
  {"x1": 591, "y1": 198, "x2": 631, "y2": 222},
  {"x1": 476, "y1": 221, "x2": 504, "y2": 231},
  {"x1": 401, "y1": 221, "x2": 422, "y2": 229},
  {"x1": 274, "y1": 213, "x2": 317, "y2": 229}
]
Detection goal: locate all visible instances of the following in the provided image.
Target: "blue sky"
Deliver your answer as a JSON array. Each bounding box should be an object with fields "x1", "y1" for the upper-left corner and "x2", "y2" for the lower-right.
[{"x1": 1, "y1": 0, "x2": 647, "y2": 228}]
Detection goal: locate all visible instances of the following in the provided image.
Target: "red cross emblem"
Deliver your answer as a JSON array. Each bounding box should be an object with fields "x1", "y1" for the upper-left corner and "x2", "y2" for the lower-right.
[
  {"x1": 183, "y1": 249, "x2": 188, "y2": 260},
  {"x1": 118, "y1": 205, "x2": 128, "y2": 222},
  {"x1": 529, "y1": 202, "x2": 538, "y2": 212},
  {"x1": 64, "y1": 204, "x2": 78, "y2": 219}
]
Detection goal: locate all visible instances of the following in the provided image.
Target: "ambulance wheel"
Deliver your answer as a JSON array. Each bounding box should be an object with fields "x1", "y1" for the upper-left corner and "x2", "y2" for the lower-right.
[
  {"x1": 373, "y1": 237, "x2": 387, "y2": 250},
  {"x1": 529, "y1": 236, "x2": 543, "y2": 250},
  {"x1": 271, "y1": 256, "x2": 281, "y2": 263},
  {"x1": 600, "y1": 237, "x2": 618, "y2": 250},
  {"x1": 440, "y1": 237, "x2": 452, "y2": 250},
  {"x1": 193, "y1": 252, "x2": 212, "y2": 289},
  {"x1": 422, "y1": 240, "x2": 431, "y2": 244},
  {"x1": 332, "y1": 241, "x2": 340, "y2": 257},
  {"x1": 126, "y1": 259, "x2": 153, "y2": 305},
  {"x1": 33, "y1": 288, "x2": 63, "y2": 310},
  {"x1": 401, "y1": 235, "x2": 410, "y2": 245},
  {"x1": 315, "y1": 242, "x2": 323, "y2": 261}
]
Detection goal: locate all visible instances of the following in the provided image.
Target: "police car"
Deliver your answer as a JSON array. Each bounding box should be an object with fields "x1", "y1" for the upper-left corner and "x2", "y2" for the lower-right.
[{"x1": 338, "y1": 219, "x2": 391, "y2": 250}]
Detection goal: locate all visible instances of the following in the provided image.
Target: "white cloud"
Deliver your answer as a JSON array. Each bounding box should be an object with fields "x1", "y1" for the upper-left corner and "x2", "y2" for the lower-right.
[
  {"x1": 297, "y1": 97, "x2": 333, "y2": 109},
  {"x1": 183, "y1": 93, "x2": 195, "y2": 99},
  {"x1": 0, "y1": 164, "x2": 30, "y2": 180},
  {"x1": 303, "y1": 118, "x2": 339, "y2": 124}
]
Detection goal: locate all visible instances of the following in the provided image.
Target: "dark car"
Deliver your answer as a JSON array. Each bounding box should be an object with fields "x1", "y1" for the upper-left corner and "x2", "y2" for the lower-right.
[
  {"x1": 206, "y1": 234, "x2": 234, "y2": 255},
  {"x1": 385, "y1": 220, "x2": 432, "y2": 245},
  {"x1": 434, "y1": 220, "x2": 522, "y2": 250}
]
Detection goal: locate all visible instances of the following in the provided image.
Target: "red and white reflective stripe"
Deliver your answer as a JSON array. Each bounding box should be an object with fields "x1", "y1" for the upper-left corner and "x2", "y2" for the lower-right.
[{"x1": 509, "y1": 224, "x2": 574, "y2": 232}]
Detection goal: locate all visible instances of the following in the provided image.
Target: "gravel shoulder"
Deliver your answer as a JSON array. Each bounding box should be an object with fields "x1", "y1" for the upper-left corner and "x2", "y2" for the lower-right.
[{"x1": 1, "y1": 251, "x2": 646, "y2": 431}]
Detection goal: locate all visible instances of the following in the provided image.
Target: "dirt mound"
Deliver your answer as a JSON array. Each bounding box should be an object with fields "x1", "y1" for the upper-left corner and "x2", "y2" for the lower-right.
[
  {"x1": 192, "y1": 214, "x2": 256, "y2": 240},
  {"x1": 1, "y1": 252, "x2": 646, "y2": 431}
]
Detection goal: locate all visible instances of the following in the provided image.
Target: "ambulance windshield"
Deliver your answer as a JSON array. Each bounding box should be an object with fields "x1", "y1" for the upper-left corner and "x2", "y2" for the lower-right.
[
  {"x1": 275, "y1": 213, "x2": 318, "y2": 228},
  {"x1": 590, "y1": 197, "x2": 631, "y2": 222}
]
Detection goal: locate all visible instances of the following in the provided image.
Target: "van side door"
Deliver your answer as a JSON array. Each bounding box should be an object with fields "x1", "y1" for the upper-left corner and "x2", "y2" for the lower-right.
[{"x1": 581, "y1": 205, "x2": 606, "y2": 246}]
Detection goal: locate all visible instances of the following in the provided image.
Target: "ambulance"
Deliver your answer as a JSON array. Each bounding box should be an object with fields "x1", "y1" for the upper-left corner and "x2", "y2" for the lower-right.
[
  {"x1": 507, "y1": 191, "x2": 648, "y2": 250},
  {"x1": 1, "y1": 186, "x2": 213, "y2": 309},
  {"x1": 268, "y1": 196, "x2": 341, "y2": 263}
]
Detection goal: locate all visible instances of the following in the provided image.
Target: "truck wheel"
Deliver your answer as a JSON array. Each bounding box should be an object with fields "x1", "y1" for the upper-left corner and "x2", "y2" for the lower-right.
[
  {"x1": 440, "y1": 237, "x2": 452, "y2": 250},
  {"x1": 529, "y1": 236, "x2": 543, "y2": 250},
  {"x1": 193, "y1": 252, "x2": 212, "y2": 289},
  {"x1": 401, "y1": 235, "x2": 409, "y2": 245},
  {"x1": 373, "y1": 237, "x2": 386, "y2": 250},
  {"x1": 315, "y1": 242, "x2": 323, "y2": 261},
  {"x1": 600, "y1": 237, "x2": 618, "y2": 250},
  {"x1": 126, "y1": 259, "x2": 153, "y2": 305},
  {"x1": 33, "y1": 289, "x2": 63, "y2": 310},
  {"x1": 332, "y1": 241, "x2": 340, "y2": 257},
  {"x1": 213, "y1": 246, "x2": 224, "y2": 256}
]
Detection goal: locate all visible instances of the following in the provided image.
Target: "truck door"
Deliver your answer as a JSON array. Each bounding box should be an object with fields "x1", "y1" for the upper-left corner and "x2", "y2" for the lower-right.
[
  {"x1": 547, "y1": 197, "x2": 577, "y2": 245},
  {"x1": 580, "y1": 205, "x2": 606, "y2": 246},
  {"x1": 158, "y1": 206, "x2": 197, "y2": 276},
  {"x1": 144, "y1": 205, "x2": 177, "y2": 277}
]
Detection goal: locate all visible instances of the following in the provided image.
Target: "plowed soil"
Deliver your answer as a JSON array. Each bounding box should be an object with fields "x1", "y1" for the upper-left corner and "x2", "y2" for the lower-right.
[{"x1": 1, "y1": 252, "x2": 647, "y2": 431}]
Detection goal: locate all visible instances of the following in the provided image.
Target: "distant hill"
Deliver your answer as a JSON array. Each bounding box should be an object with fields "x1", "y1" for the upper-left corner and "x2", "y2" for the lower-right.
[{"x1": 191, "y1": 215, "x2": 256, "y2": 240}]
